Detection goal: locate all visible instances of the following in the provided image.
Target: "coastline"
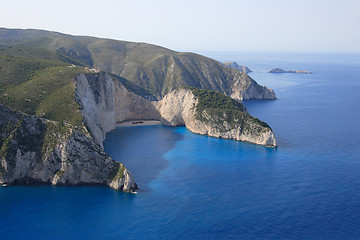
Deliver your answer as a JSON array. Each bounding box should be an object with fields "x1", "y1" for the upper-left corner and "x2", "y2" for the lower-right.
[{"x1": 116, "y1": 120, "x2": 162, "y2": 127}]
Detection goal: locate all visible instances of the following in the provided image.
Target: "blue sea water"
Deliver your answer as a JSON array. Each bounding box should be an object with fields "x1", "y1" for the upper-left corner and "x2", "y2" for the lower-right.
[{"x1": 1, "y1": 52, "x2": 360, "y2": 239}]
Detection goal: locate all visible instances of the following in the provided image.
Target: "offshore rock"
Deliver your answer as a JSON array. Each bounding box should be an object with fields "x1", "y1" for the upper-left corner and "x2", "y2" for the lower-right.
[{"x1": 154, "y1": 89, "x2": 277, "y2": 147}]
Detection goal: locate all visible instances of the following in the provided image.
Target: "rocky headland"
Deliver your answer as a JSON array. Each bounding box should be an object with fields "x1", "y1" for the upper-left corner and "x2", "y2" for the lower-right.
[{"x1": 155, "y1": 88, "x2": 277, "y2": 147}]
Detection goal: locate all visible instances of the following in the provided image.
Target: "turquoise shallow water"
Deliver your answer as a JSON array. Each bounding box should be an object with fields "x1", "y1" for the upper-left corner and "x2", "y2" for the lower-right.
[{"x1": 1, "y1": 53, "x2": 360, "y2": 239}]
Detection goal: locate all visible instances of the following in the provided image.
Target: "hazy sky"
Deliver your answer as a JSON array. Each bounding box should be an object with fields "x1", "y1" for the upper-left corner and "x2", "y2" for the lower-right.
[{"x1": 1, "y1": 0, "x2": 359, "y2": 52}]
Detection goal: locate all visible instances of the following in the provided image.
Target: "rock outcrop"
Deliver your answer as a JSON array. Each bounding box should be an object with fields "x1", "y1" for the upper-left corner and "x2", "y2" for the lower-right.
[
  {"x1": 242, "y1": 78, "x2": 277, "y2": 100},
  {"x1": 0, "y1": 104, "x2": 138, "y2": 192},
  {"x1": 223, "y1": 62, "x2": 252, "y2": 73}
]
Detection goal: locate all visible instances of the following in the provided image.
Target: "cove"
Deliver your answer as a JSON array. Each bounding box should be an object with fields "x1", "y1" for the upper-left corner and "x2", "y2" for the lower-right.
[{"x1": 103, "y1": 125, "x2": 183, "y2": 190}]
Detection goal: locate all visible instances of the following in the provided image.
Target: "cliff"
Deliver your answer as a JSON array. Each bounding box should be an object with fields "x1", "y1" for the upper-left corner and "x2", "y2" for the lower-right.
[{"x1": 0, "y1": 104, "x2": 138, "y2": 191}]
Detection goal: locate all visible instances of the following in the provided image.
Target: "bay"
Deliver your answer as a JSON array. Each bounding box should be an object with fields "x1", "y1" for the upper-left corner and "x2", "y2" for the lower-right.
[{"x1": 1, "y1": 52, "x2": 360, "y2": 239}]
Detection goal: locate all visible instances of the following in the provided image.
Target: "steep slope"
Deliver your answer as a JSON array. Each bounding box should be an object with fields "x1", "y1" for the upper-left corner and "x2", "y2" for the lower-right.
[{"x1": 0, "y1": 27, "x2": 276, "y2": 100}]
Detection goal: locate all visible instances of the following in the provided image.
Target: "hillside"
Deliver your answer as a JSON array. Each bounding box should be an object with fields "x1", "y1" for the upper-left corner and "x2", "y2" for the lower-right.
[{"x1": 0, "y1": 27, "x2": 276, "y2": 100}]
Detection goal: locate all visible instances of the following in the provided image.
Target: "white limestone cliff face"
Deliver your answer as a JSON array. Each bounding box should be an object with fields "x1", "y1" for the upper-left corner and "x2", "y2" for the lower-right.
[
  {"x1": 75, "y1": 73, "x2": 160, "y2": 147},
  {"x1": 0, "y1": 105, "x2": 137, "y2": 192},
  {"x1": 154, "y1": 89, "x2": 197, "y2": 126},
  {"x1": 154, "y1": 89, "x2": 277, "y2": 147}
]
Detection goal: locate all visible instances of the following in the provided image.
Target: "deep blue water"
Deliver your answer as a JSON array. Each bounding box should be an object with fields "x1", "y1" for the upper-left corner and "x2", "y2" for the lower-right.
[{"x1": 1, "y1": 52, "x2": 360, "y2": 239}]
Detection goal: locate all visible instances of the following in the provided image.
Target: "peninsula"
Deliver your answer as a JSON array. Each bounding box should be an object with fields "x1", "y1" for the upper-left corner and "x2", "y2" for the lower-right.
[{"x1": 0, "y1": 27, "x2": 277, "y2": 191}]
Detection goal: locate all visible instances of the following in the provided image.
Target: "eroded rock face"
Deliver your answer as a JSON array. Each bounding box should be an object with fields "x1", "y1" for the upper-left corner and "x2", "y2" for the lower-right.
[
  {"x1": 154, "y1": 89, "x2": 197, "y2": 126},
  {"x1": 231, "y1": 74, "x2": 277, "y2": 100},
  {"x1": 0, "y1": 104, "x2": 137, "y2": 192}
]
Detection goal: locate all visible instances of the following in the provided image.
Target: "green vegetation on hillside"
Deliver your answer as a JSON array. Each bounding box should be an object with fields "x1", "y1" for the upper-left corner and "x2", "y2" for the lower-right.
[
  {"x1": 189, "y1": 87, "x2": 271, "y2": 131},
  {"x1": 190, "y1": 87, "x2": 246, "y2": 112},
  {"x1": 0, "y1": 54, "x2": 65, "y2": 90},
  {"x1": 0, "y1": 46, "x2": 84, "y2": 66},
  {"x1": 0, "y1": 49, "x2": 87, "y2": 127}
]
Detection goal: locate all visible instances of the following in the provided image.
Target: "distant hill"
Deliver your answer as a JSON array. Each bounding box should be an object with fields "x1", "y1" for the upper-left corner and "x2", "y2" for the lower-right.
[{"x1": 0, "y1": 27, "x2": 275, "y2": 100}]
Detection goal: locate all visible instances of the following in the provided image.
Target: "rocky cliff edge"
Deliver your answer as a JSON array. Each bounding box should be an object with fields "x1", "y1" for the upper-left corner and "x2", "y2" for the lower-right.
[{"x1": 0, "y1": 104, "x2": 138, "y2": 192}]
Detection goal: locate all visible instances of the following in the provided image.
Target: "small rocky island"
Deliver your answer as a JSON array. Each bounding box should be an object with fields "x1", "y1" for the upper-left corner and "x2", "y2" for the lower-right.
[
  {"x1": 223, "y1": 62, "x2": 252, "y2": 73},
  {"x1": 268, "y1": 68, "x2": 312, "y2": 74}
]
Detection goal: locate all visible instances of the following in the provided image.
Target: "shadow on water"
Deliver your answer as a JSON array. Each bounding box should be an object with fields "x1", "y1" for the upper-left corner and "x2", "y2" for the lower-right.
[{"x1": 103, "y1": 125, "x2": 183, "y2": 191}]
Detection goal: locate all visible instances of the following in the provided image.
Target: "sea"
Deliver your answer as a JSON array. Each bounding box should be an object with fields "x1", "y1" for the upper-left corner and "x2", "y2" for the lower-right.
[{"x1": 1, "y1": 52, "x2": 360, "y2": 240}]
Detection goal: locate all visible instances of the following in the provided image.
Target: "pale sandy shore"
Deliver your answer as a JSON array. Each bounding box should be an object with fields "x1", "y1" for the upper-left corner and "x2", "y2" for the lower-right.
[{"x1": 116, "y1": 120, "x2": 162, "y2": 127}]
